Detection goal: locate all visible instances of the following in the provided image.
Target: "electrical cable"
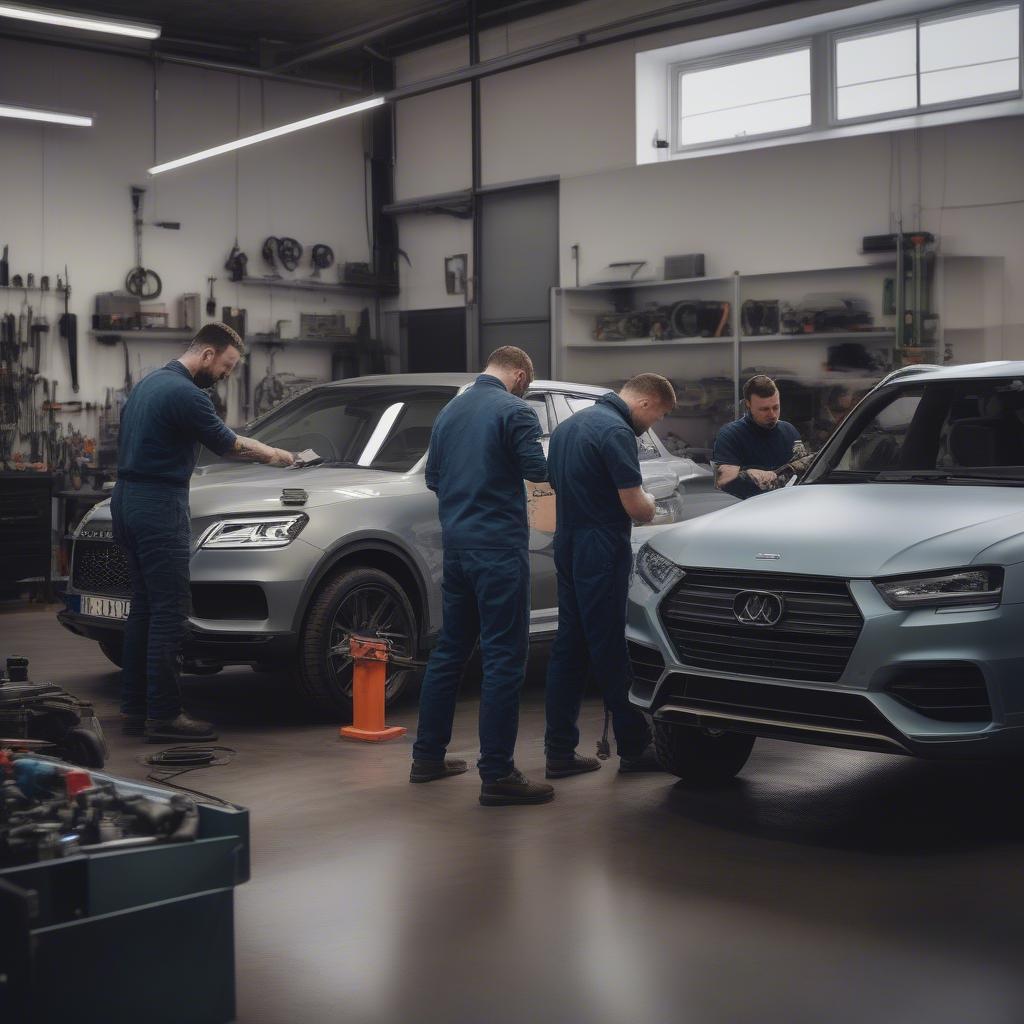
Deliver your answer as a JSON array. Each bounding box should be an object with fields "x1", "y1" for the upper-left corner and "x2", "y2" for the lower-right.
[{"x1": 141, "y1": 745, "x2": 238, "y2": 806}]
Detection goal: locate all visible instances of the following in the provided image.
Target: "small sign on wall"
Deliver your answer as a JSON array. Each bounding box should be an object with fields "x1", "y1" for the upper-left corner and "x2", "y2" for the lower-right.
[{"x1": 444, "y1": 254, "x2": 467, "y2": 295}]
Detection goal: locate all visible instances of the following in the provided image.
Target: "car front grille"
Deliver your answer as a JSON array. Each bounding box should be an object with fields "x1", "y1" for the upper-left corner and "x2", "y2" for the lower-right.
[
  {"x1": 72, "y1": 540, "x2": 132, "y2": 598},
  {"x1": 627, "y1": 641, "x2": 665, "y2": 701},
  {"x1": 659, "y1": 568, "x2": 863, "y2": 683}
]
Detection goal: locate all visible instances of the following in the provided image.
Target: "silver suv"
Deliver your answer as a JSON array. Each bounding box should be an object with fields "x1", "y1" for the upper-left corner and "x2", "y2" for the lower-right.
[
  {"x1": 628, "y1": 362, "x2": 1024, "y2": 783},
  {"x1": 58, "y1": 373, "x2": 731, "y2": 716}
]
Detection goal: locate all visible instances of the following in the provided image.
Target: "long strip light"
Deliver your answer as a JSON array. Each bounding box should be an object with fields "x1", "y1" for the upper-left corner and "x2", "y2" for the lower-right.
[
  {"x1": 0, "y1": 2, "x2": 160, "y2": 39},
  {"x1": 148, "y1": 96, "x2": 385, "y2": 175},
  {"x1": 0, "y1": 102, "x2": 92, "y2": 126}
]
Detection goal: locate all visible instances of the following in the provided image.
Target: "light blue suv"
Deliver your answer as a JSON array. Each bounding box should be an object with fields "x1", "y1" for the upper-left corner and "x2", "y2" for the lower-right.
[{"x1": 628, "y1": 362, "x2": 1024, "y2": 783}]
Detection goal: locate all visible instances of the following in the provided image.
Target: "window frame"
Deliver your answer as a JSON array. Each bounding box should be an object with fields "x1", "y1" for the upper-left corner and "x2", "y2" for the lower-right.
[
  {"x1": 670, "y1": 37, "x2": 817, "y2": 155},
  {"x1": 662, "y1": 0, "x2": 1023, "y2": 156},
  {"x1": 829, "y1": 1, "x2": 1023, "y2": 128}
]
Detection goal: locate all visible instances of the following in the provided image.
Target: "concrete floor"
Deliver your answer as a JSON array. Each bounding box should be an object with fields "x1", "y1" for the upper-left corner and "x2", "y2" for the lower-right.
[{"x1": 4, "y1": 603, "x2": 1024, "y2": 1023}]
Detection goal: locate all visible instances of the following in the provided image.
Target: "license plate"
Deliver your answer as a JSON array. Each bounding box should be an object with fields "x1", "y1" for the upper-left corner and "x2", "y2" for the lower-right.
[{"x1": 81, "y1": 595, "x2": 130, "y2": 620}]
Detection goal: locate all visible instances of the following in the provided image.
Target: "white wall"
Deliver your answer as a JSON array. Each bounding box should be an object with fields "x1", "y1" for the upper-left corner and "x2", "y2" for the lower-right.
[
  {"x1": 392, "y1": 0, "x2": 1024, "y2": 351},
  {"x1": 0, "y1": 36, "x2": 373, "y2": 455}
]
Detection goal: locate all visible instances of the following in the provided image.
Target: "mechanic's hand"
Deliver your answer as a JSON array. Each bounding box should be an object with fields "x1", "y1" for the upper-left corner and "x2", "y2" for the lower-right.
[
  {"x1": 746, "y1": 468, "x2": 778, "y2": 491},
  {"x1": 269, "y1": 448, "x2": 296, "y2": 467}
]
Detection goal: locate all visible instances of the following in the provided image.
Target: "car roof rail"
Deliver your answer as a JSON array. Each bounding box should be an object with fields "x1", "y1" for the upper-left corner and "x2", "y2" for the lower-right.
[{"x1": 874, "y1": 363, "x2": 944, "y2": 389}]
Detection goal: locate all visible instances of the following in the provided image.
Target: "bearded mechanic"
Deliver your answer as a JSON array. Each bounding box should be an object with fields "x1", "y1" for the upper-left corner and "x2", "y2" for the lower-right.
[
  {"x1": 713, "y1": 374, "x2": 806, "y2": 499},
  {"x1": 111, "y1": 323, "x2": 295, "y2": 743}
]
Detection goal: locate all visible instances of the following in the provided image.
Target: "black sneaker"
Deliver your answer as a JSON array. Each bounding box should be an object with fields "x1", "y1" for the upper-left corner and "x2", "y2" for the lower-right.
[
  {"x1": 618, "y1": 745, "x2": 665, "y2": 774},
  {"x1": 145, "y1": 713, "x2": 218, "y2": 743},
  {"x1": 121, "y1": 714, "x2": 146, "y2": 737},
  {"x1": 410, "y1": 758, "x2": 469, "y2": 783},
  {"x1": 545, "y1": 753, "x2": 602, "y2": 779},
  {"x1": 479, "y1": 768, "x2": 555, "y2": 806}
]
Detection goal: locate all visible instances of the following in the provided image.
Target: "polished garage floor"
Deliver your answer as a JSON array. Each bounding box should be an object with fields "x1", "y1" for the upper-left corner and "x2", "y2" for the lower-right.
[{"x1": 5, "y1": 603, "x2": 1024, "y2": 1024}]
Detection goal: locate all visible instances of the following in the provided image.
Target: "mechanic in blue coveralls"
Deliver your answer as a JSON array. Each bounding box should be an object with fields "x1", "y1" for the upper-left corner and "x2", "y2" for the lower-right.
[
  {"x1": 713, "y1": 374, "x2": 804, "y2": 499},
  {"x1": 410, "y1": 346, "x2": 555, "y2": 806},
  {"x1": 112, "y1": 323, "x2": 295, "y2": 744},
  {"x1": 543, "y1": 373, "x2": 677, "y2": 780}
]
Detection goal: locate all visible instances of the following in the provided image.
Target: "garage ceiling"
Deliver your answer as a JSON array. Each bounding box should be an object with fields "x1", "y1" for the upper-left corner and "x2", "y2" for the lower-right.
[{"x1": 0, "y1": 0, "x2": 586, "y2": 86}]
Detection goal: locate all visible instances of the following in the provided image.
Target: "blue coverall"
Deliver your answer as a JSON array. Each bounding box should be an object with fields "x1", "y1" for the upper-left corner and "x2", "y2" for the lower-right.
[
  {"x1": 111, "y1": 360, "x2": 237, "y2": 720},
  {"x1": 412, "y1": 374, "x2": 547, "y2": 781},
  {"x1": 544, "y1": 392, "x2": 651, "y2": 759}
]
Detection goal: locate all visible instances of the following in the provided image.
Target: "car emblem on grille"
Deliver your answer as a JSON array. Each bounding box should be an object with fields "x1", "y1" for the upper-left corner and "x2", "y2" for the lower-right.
[{"x1": 734, "y1": 591, "x2": 785, "y2": 627}]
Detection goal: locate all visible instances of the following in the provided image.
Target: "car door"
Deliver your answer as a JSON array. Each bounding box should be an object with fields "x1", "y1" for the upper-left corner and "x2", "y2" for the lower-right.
[{"x1": 522, "y1": 391, "x2": 559, "y2": 630}]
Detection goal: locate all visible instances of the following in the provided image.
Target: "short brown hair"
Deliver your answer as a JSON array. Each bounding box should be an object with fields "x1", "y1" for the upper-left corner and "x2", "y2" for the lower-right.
[
  {"x1": 485, "y1": 346, "x2": 534, "y2": 378},
  {"x1": 743, "y1": 374, "x2": 778, "y2": 401},
  {"x1": 622, "y1": 373, "x2": 676, "y2": 408},
  {"x1": 189, "y1": 322, "x2": 245, "y2": 356}
]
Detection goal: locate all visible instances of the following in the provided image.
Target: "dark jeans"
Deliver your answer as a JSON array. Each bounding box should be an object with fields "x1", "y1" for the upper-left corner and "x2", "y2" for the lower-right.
[
  {"x1": 413, "y1": 547, "x2": 530, "y2": 782},
  {"x1": 110, "y1": 480, "x2": 191, "y2": 721},
  {"x1": 544, "y1": 526, "x2": 651, "y2": 760}
]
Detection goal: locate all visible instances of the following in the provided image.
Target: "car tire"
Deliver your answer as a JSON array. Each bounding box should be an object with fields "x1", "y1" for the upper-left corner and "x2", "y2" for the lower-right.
[
  {"x1": 99, "y1": 639, "x2": 123, "y2": 668},
  {"x1": 652, "y1": 719, "x2": 754, "y2": 784},
  {"x1": 60, "y1": 726, "x2": 107, "y2": 769},
  {"x1": 296, "y1": 566, "x2": 419, "y2": 718}
]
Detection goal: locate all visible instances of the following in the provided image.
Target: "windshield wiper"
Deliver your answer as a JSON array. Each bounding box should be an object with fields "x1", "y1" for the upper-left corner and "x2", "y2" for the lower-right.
[{"x1": 874, "y1": 470, "x2": 1024, "y2": 485}]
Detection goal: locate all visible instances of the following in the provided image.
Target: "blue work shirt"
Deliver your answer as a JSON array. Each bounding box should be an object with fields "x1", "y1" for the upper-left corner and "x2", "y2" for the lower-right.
[
  {"x1": 712, "y1": 413, "x2": 800, "y2": 499},
  {"x1": 425, "y1": 374, "x2": 547, "y2": 550},
  {"x1": 547, "y1": 392, "x2": 643, "y2": 534},
  {"x1": 117, "y1": 360, "x2": 237, "y2": 488}
]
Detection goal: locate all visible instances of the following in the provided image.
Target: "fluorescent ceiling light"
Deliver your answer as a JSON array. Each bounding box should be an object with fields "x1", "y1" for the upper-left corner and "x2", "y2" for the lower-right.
[
  {"x1": 148, "y1": 96, "x2": 385, "y2": 175},
  {"x1": 0, "y1": 102, "x2": 92, "y2": 126},
  {"x1": 0, "y1": 2, "x2": 159, "y2": 39}
]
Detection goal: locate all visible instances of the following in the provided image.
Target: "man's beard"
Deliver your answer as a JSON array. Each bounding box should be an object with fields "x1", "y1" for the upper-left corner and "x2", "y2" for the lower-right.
[{"x1": 195, "y1": 369, "x2": 218, "y2": 390}]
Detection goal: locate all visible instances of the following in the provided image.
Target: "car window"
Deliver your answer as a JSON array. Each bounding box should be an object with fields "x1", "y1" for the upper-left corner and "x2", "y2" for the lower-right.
[
  {"x1": 807, "y1": 378, "x2": 1024, "y2": 482},
  {"x1": 836, "y1": 393, "x2": 922, "y2": 473},
  {"x1": 524, "y1": 394, "x2": 551, "y2": 435},
  {"x1": 240, "y1": 385, "x2": 458, "y2": 472}
]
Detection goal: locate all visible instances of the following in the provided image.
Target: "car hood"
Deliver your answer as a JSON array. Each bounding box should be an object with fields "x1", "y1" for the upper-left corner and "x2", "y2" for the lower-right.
[
  {"x1": 647, "y1": 483, "x2": 1024, "y2": 578},
  {"x1": 84, "y1": 464, "x2": 423, "y2": 524}
]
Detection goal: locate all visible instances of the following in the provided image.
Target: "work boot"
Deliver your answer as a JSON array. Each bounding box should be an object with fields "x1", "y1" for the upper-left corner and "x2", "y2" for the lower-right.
[
  {"x1": 145, "y1": 713, "x2": 218, "y2": 744},
  {"x1": 120, "y1": 714, "x2": 146, "y2": 737},
  {"x1": 545, "y1": 752, "x2": 602, "y2": 779},
  {"x1": 618, "y1": 744, "x2": 665, "y2": 774},
  {"x1": 410, "y1": 758, "x2": 469, "y2": 783},
  {"x1": 479, "y1": 768, "x2": 555, "y2": 806}
]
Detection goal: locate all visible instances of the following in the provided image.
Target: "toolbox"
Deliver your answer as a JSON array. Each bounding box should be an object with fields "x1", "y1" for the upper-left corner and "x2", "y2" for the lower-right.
[{"x1": 0, "y1": 763, "x2": 250, "y2": 1024}]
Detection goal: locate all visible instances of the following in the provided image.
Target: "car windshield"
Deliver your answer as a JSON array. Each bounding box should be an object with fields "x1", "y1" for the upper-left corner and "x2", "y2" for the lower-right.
[
  {"x1": 231, "y1": 385, "x2": 458, "y2": 473},
  {"x1": 803, "y1": 377, "x2": 1024, "y2": 485}
]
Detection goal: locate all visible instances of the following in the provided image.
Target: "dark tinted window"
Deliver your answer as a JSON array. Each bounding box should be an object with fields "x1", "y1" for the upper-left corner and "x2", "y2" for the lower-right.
[
  {"x1": 806, "y1": 378, "x2": 1024, "y2": 482},
  {"x1": 249, "y1": 385, "x2": 458, "y2": 472}
]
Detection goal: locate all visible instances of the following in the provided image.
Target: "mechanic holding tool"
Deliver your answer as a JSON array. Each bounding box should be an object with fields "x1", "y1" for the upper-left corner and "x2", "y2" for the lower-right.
[
  {"x1": 712, "y1": 374, "x2": 804, "y2": 499},
  {"x1": 112, "y1": 323, "x2": 295, "y2": 743},
  {"x1": 543, "y1": 373, "x2": 677, "y2": 780},
  {"x1": 410, "y1": 346, "x2": 554, "y2": 806}
]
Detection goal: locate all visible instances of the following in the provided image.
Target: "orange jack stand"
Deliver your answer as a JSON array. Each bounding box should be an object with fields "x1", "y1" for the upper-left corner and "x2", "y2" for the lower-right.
[{"x1": 339, "y1": 636, "x2": 407, "y2": 743}]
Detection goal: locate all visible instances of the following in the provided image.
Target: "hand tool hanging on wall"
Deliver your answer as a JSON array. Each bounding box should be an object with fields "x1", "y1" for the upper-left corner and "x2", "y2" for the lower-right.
[
  {"x1": 206, "y1": 277, "x2": 217, "y2": 316},
  {"x1": 310, "y1": 244, "x2": 334, "y2": 280},
  {"x1": 0, "y1": 244, "x2": 8, "y2": 287},
  {"x1": 224, "y1": 243, "x2": 248, "y2": 282},
  {"x1": 30, "y1": 317, "x2": 48, "y2": 375},
  {"x1": 59, "y1": 266, "x2": 79, "y2": 393},
  {"x1": 125, "y1": 186, "x2": 162, "y2": 299}
]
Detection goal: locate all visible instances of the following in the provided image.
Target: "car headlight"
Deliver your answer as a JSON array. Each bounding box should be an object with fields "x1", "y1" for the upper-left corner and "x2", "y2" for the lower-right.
[
  {"x1": 200, "y1": 514, "x2": 308, "y2": 550},
  {"x1": 874, "y1": 567, "x2": 1003, "y2": 609},
  {"x1": 635, "y1": 542, "x2": 684, "y2": 592}
]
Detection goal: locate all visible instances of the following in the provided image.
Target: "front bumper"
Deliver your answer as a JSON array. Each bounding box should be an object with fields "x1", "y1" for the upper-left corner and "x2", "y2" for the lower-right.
[
  {"x1": 59, "y1": 537, "x2": 323, "y2": 665},
  {"x1": 626, "y1": 572, "x2": 1024, "y2": 759}
]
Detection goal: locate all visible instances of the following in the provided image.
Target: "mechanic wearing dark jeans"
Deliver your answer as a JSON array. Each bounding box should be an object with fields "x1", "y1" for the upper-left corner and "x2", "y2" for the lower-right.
[
  {"x1": 544, "y1": 373, "x2": 677, "y2": 779},
  {"x1": 112, "y1": 323, "x2": 295, "y2": 743},
  {"x1": 411, "y1": 346, "x2": 553, "y2": 806},
  {"x1": 713, "y1": 374, "x2": 803, "y2": 499}
]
